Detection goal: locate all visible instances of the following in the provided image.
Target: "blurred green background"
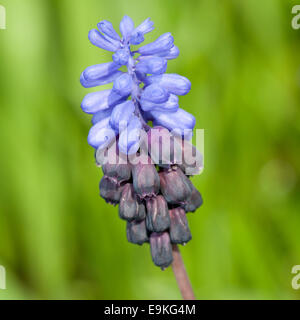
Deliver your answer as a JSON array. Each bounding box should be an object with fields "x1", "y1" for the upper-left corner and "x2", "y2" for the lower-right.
[{"x1": 0, "y1": 0, "x2": 299, "y2": 300}]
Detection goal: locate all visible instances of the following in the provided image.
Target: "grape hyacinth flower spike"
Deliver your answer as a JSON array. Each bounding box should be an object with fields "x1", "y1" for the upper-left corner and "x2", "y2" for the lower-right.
[{"x1": 80, "y1": 16, "x2": 203, "y2": 300}]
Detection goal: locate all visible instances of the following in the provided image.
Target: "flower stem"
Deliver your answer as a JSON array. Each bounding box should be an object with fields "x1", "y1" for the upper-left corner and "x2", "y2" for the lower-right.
[{"x1": 171, "y1": 244, "x2": 196, "y2": 300}]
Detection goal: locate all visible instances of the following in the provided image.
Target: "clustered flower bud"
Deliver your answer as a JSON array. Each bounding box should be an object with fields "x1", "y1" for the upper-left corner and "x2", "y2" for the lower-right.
[
  {"x1": 97, "y1": 138, "x2": 202, "y2": 269},
  {"x1": 80, "y1": 16, "x2": 203, "y2": 269}
]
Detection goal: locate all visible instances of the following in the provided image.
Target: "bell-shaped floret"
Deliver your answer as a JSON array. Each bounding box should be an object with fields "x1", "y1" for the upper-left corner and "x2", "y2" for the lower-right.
[
  {"x1": 146, "y1": 195, "x2": 170, "y2": 232},
  {"x1": 169, "y1": 207, "x2": 192, "y2": 244},
  {"x1": 88, "y1": 29, "x2": 120, "y2": 52},
  {"x1": 138, "y1": 33, "x2": 174, "y2": 56},
  {"x1": 118, "y1": 116, "x2": 142, "y2": 155},
  {"x1": 140, "y1": 84, "x2": 169, "y2": 104},
  {"x1": 140, "y1": 93, "x2": 178, "y2": 112},
  {"x1": 159, "y1": 167, "x2": 193, "y2": 204},
  {"x1": 151, "y1": 108, "x2": 195, "y2": 138},
  {"x1": 144, "y1": 73, "x2": 191, "y2": 96},
  {"x1": 87, "y1": 118, "x2": 116, "y2": 149},
  {"x1": 150, "y1": 232, "x2": 173, "y2": 268},
  {"x1": 113, "y1": 73, "x2": 133, "y2": 97},
  {"x1": 127, "y1": 219, "x2": 148, "y2": 245},
  {"x1": 81, "y1": 89, "x2": 127, "y2": 114},
  {"x1": 110, "y1": 100, "x2": 135, "y2": 131},
  {"x1": 119, "y1": 15, "x2": 135, "y2": 40},
  {"x1": 97, "y1": 20, "x2": 120, "y2": 41},
  {"x1": 135, "y1": 56, "x2": 167, "y2": 75},
  {"x1": 132, "y1": 157, "x2": 160, "y2": 199}
]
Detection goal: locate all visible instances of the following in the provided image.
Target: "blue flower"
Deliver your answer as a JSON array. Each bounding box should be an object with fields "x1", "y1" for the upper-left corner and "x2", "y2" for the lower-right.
[{"x1": 80, "y1": 15, "x2": 195, "y2": 152}]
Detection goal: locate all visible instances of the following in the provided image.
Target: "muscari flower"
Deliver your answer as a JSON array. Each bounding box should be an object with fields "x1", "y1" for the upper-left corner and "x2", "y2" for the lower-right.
[{"x1": 80, "y1": 16, "x2": 203, "y2": 269}]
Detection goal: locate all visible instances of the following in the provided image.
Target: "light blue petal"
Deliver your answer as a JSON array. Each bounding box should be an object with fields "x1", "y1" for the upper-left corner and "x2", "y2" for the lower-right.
[
  {"x1": 113, "y1": 73, "x2": 133, "y2": 96},
  {"x1": 135, "y1": 56, "x2": 167, "y2": 75},
  {"x1": 140, "y1": 84, "x2": 169, "y2": 104},
  {"x1": 119, "y1": 15, "x2": 134, "y2": 40},
  {"x1": 118, "y1": 116, "x2": 142, "y2": 155},
  {"x1": 82, "y1": 62, "x2": 120, "y2": 81},
  {"x1": 80, "y1": 70, "x2": 123, "y2": 88},
  {"x1": 88, "y1": 29, "x2": 120, "y2": 52},
  {"x1": 138, "y1": 33, "x2": 174, "y2": 56},
  {"x1": 92, "y1": 108, "x2": 113, "y2": 125},
  {"x1": 143, "y1": 73, "x2": 191, "y2": 95},
  {"x1": 129, "y1": 32, "x2": 144, "y2": 45},
  {"x1": 134, "y1": 18, "x2": 154, "y2": 35},
  {"x1": 155, "y1": 45, "x2": 179, "y2": 60},
  {"x1": 110, "y1": 100, "x2": 135, "y2": 131},
  {"x1": 87, "y1": 119, "x2": 117, "y2": 149},
  {"x1": 97, "y1": 20, "x2": 120, "y2": 41},
  {"x1": 140, "y1": 94, "x2": 178, "y2": 112},
  {"x1": 81, "y1": 89, "x2": 126, "y2": 114},
  {"x1": 130, "y1": 18, "x2": 154, "y2": 45},
  {"x1": 151, "y1": 108, "x2": 195, "y2": 137}
]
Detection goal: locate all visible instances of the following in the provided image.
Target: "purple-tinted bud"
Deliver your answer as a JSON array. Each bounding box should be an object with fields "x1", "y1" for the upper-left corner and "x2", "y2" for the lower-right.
[
  {"x1": 138, "y1": 33, "x2": 174, "y2": 56},
  {"x1": 81, "y1": 89, "x2": 126, "y2": 114},
  {"x1": 146, "y1": 195, "x2": 170, "y2": 232},
  {"x1": 132, "y1": 158, "x2": 160, "y2": 199},
  {"x1": 80, "y1": 70, "x2": 123, "y2": 88},
  {"x1": 88, "y1": 29, "x2": 120, "y2": 52},
  {"x1": 119, "y1": 15, "x2": 134, "y2": 40},
  {"x1": 113, "y1": 73, "x2": 133, "y2": 97},
  {"x1": 140, "y1": 84, "x2": 169, "y2": 104},
  {"x1": 140, "y1": 93, "x2": 178, "y2": 112},
  {"x1": 150, "y1": 232, "x2": 173, "y2": 268},
  {"x1": 112, "y1": 48, "x2": 130, "y2": 65},
  {"x1": 136, "y1": 57, "x2": 167, "y2": 75},
  {"x1": 169, "y1": 207, "x2": 192, "y2": 244},
  {"x1": 118, "y1": 116, "x2": 142, "y2": 155},
  {"x1": 184, "y1": 184, "x2": 203, "y2": 213},
  {"x1": 110, "y1": 100, "x2": 135, "y2": 131},
  {"x1": 97, "y1": 20, "x2": 121, "y2": 41},
  {"x1": 88, "y1": 121, "x2": 116, "y2": 149},
  {"x1": 151, "y1": 108, "x2": 195, "y2": 137},
  {"x1": 119, "y1": 183, "x2": 138, "y2": 221},
  {"x1": 144, "y1": 73, "x2": 191, "y2": 96},
  {"x1": 102, "y1": 162, "x2": 131, "y2": 185},
  {"x1": 92, "y1": 108, "x2": 113, "y2": 125},
  {"x1": 159, "y1": 168, "x2": 193, "y2": 204},
  {"x1": 127, "y1": 220, "x2": 148, "y2": 245},
  {"x1": 99, "y1": 176, "x2": 123, "y2": 205}
]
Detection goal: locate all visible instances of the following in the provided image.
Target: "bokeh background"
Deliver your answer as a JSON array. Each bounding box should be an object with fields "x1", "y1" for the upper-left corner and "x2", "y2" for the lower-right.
[{"x1": 0, "y1": 0, "x2": 299, "y2": 300}]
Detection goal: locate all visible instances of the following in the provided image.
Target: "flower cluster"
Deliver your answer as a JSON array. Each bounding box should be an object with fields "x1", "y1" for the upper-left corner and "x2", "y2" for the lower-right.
[
  {"x1": 80, "y1": 16, "x2": 195, "y2": 153},
  {"x1": 80, "y1": 16, "x2": 203, "y2": 269}
]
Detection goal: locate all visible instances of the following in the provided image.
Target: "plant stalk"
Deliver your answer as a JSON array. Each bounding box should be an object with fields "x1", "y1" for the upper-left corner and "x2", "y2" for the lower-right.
[{"x1": 171, "y1": 244, "x2": 196, "y2": 300}]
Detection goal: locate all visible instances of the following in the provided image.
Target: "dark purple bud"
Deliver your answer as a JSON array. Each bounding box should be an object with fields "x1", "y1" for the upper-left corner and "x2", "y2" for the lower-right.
[
  {"x1": 184, "y1": 184, "x2": 203, "y2": 213},
  {"x1": 169, "y1": 207, "x2": 192, "y2": 244},
  {"x1": 119, "y1": 183, "x2": 138, "y2": 221},
  {"x1": 132, "y1": 159, "x2": 160, "y2": 199},
  {"x1": 102, "y1": 162, "x2": 131, "y2": 185},
  {"x1": 99, "y1": 176, "x2": 123, "y2": 205},
  {"x1": 146, "y1": 195, "x2": 170, "y2": 232},
  {"x1": 159, "y1": 168, "x2": 192, "y2": 204},
  {"x1": 127, "y1": 220, "x2": 148, "y2": 245},
  {"x1": 150, "y1": 232, "x2": 173, "y2": 268},
  {"x1": 136, "y1": 202, "x2": 146, "y2": 221}
]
